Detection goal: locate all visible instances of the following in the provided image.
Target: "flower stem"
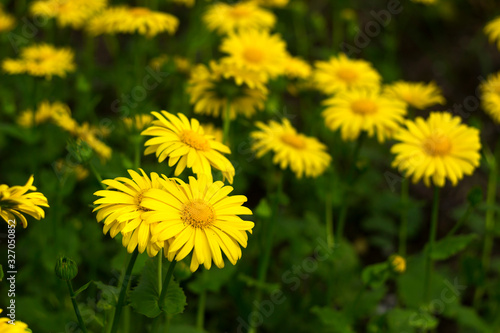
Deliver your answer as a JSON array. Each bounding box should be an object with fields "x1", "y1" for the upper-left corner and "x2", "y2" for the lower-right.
[
  {"x1": 399, "y1": 178, "x2": 410, "y2": 257},
  {"x1": 110, "y1": 250, "x2": 139, "y2": 333},
  {"x1": 325, "y1": 190, "x2": 334, "y2": 249},
  {"x1": 196, "y1": 290, "x2": 207, "y2": 331},
  {"x1": 158, "y1": 249, "x2": 163, "y2": 294},
  {"x1": 424, "y1": 186, "x2": 440, "y2": 304},
  {"x1": 158, "y1": 260, "x2": 177, "y2": 308},
  {"x1": 89, "y1": 162, "x2": 106, "y2": 190},
  {"x1": 222, "y1": 100, "x2": 231, "y2": 146},
  {"x1": 445, "y1": 204, "x2": 472, "y2": 238},
  {"x1": 67, "y1": 280, "x2": 88, "y2": 333}
]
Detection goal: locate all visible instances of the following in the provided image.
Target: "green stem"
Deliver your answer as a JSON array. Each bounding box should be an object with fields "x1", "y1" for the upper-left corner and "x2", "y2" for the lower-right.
[
  {"x1": 222, "y1": 100, "x2": 231, "y2": 146},
  {"x1": 399, "y1": 179, "x2": 409, "y2": 257},
  {"x1": 196, "y1": 290, "x2": 207, "y2": 331},
  {"x1": 158, "y1": 249, "x2": 163, "y2": 295},
  {"x1": 445, "y1": 205, "x2": 472, "y2": 238},
  {"x1": 89, "y1": 162, "x2": 106, "y2": 190},
  {"x1": 67, "y1": 280, "x2": 88, "y2": 333},
  {"x1": 325, "y1": 190, "x2": 334, "y2": 249},
  {"x1": 110, "y1": 250, "x2": 139, "y2": 333},
  {"x1": 158, "y1": 260, "x2": 177, "y2": 307},
  {"x1": 424, "y1": 186, "x2": 440, "y2": 304}
]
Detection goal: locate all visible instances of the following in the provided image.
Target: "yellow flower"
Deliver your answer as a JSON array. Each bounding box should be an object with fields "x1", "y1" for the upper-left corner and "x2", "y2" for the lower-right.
[
  {"x1": 93, "y1": 169, "x2": 168, "y2": 256},
  {"x1": 2, "y1": 44, "x2": 75, "y2": 79},
  {"x1": 485, "y1": 17, "x2": 500, "y2": 51},
  {"x1": 391, "y1": 112, "x2": 481, "y2": 187},
  {"x1": 74, "y1": 124, "x2": 112, "y2": 161},
  {"x1": 203, "y1": 2, "x2": 275, "y2": 34},
  {"x1": 0, "y1": 5, "x2": 15, "y2": 32},
  {"x1": 384, "y1": 81, "x2": 446, "y2": 110},
  {"x1": 201, "y1": 123, "x2": 223, "y2": 143},
  {"x1": 17, "y1": 100, "x2": 73, "y2": 128},
  {"x1": 123, "y1": 114, "x2": 153, "y2": 132},
  {"x1": 141, "y1": 111, "x2": 235, "y2": 183},
  {"x1": 250, "y1": 119, "x2": 332, "y2": 178},
  {"x1": 254, "y1": 0, "x2": 289, "y2": 7},
  {"x1": 30, "y1": 0, "x2": 107, "y2": 29},
  {"x1": 0, "y1": 309, "x2": 30, "y2": 332},
  {"x1": 284, "y1": 55, "x2": 312, "y2": 80},
  {"x1": 322, "y1": 89, "x2": 406, "y2": 142},
  {"x1": 313, "y1": 53, "x2": 381, "y2": 94},
  {"x1": 149, "y1": 55, "x2": 191, "y2": 74},
  {"x1": 480, "y1": 71, "x2": 500, "y2": 123},
  {"x1": 389, "y1": 255, "x2": 406, "y2": 273},
  {"x1": 220, "y1": 29, "x2": 288, "y2": 81},
  {"x1": 88, "y1": 6, "x2": 179, "y2": 37},
  {"x1": 0, "y1": 176, "x2": 49, "y2": 228},
  {"x1": 142, "y1": 175, "x2": 254, "y2": 272},
  {"x1": 187, "y1": 61, "x2": 268, "y2": 120}
]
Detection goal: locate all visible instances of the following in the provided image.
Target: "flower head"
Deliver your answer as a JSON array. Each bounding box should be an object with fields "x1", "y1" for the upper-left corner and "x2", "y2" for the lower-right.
[
  {"x1": 0, "y1": 5, "x2": 15, "y2": 32},
  {"x1": 284, "y1": 56, "x2": 312, "y2": 80},
  {"x1": 123, "y1": 114, "x2": 153, "y2": 132},
  {"x1": 17, "y1": 100, "x2": 73, "y2": 128},
  {"x1": 250, "y1": 119, "x2": 332, "y2": 178},
  {"x1": 384, "y1": 81, "x2": 446, "y2": 110},
  {"x1": 391, "y1": 112, "x2": 481, "y2": 187},
  {"x1": 0, "y1": 309, "x2": 30, "y2": 332},
  {"x1": 313, "y1": 53, "x2": 381, "y2": 94},
  {"x1": 480, "y1": 72, "x2": 500, "y2": 123},
  {"x1": 203, "y1": 2, "x2": 275, "y2": 34},
  {"x1": 141, "y1": 111, "x2": 235, "y2": 183},
  {"x1": 0, "y1": 176, "x2": 49, "y2": 228},
  {"x1": 389, "y1": 255, "x2": 406, "y2": 273},
  {"x1": 254, "y1": 0, "x2": 289, "y2": 7},
  {"x1": 30, "y1": 0, "x2": 107, "y2": 29},
  {"x1": 322, "y1": 89, "x2": 407, "y2": 142},
  {"x1": 485, "y1": 17, "x2": 500, "y2": 51},
  {"x1": 2, "y1": 44, "x2": 75, "y2": 79},
  {"x1": 142, "y1": 175, "x2": 254, "y2": 272}
]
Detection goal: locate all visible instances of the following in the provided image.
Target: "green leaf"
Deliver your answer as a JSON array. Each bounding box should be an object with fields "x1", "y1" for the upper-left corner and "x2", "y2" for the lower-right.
[
  {"x1": 408, "y1": 310, "x2": 438, "y2": 330},
  {"x1": 386, "y1": 308, "x2": 416, "y2": 333},
  {"x1": 159, "y1": 279, "x2": 186, "y2": 315},
  {"x1": 444, "y1": 305, "x2": 491, "y2": 332},
  {"x1": 255, "y1": 198, "x2": 272, "y2": 218},
  {"x1": 361, "y1": 262, "x2": 390, "y2": 289},
  {"x1": 430, "y1": 235, "x2": 477, "y2": 260},
  {"x1": 94, "y1": 281, "x2": 119, "y2": 311},
  {"x1": 311, "y1": 306, "x2": 354, "y2": 333},
  {"x1": 73, "y1": 281, "x2": 93, "y2": 297}
]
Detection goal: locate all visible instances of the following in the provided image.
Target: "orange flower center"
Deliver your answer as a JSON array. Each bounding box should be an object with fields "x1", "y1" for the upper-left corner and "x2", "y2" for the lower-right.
[
  {"x1": 129, "y1": 7, "x2": 151, "y2": 16},
  {"x1": 243, "y1": 47, "x2": 265, "y2": 63},
  {"x1": 351, "y1": 99, "x2": 378, "y2": 115},
  {"x1": 423, "y1": 134, "x2": 452, "y2": 156},
  {"x1": 281, "y1": 133, "x2": 306, "y2": 149},
  {"x1": 336, "y1": 68, "x2": 359, "y2": 83},
  {"x1": 181, "y1": 200, "x2": 215, "y2": 229},
  {"x1": 180, "y1": 130, "x2": 211, "y2": 151},
  {"x1": 229, "y1": 6, "x2": 251, "y2": 18},
  {"x1": 136, "y1": 189, "x2": 152, "y2": 212}
]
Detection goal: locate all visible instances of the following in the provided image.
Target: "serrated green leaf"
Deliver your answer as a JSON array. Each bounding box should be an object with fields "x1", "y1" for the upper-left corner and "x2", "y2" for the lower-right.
[
  {"x1": 311, "y1": 306, "x2": 354, "y2": 332},
  {"x1": 160, "y1": 279, "x2": 186, "y2": 315},
  {"x1": 73, "y1": 280, "x2": 93, "y2": 297},
  {"x1": 429, "y1": 235, "x2": 477, "y2": 260},
  {"x1": 94, "y1": 281, "x2": 119, "y2": 311}
]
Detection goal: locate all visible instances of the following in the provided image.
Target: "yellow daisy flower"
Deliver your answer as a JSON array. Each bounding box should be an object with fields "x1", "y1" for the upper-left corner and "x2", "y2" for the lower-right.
[
  {"x1": 313, "y1": 53, "x2": 381, "y2": 95},
  {"x1": 142, "y1": 175, "x2": 254, "y2": 272},
  {"x1": 220, "y1": 29, "x2": 288, "y2": 81},
  {"x1": 254, "y1": 0, "x2": 290, "y2": 7},
  {"x1": 201, "y1": 123, "x2": 223, "y2": 143},
  {"x1": 93, "y1": 169, "x2": 167, "y2": 256},
  {"x1": 250, "y1": 119, "x2": 332, "y2": 178},
  {"x1": 480, "y1": 71, "x2": 500, "y2": 123},
  {"x1": 123, "y1": 114, "x2": 153, "y2": 132},
  {"x1": 322, "y1": 89, "x2": 407, "y2": 142},
  {"x1": 284, "y1": 55, "x2": 312, "y2": 80},
  {"x1": 0, "y1": 176, "x2": 49, "y2": 228},
  {"x1": 384, "y1": 81, "x2": 446, "y2": 110},
  {"x1": 187, "y1": 61, "x2": 268, "y2": 120},
  {"x1": 0, "y1": 309, "x2": 30, "y2": 332},
  {"x1": 30, "y1": 0, "x2": 107, "y2": 29},
  {"x1": 391, "y1": 112, "x2": 481, "y2": 187},
  {"x1": 17, "y1": 100, "x2": 73, "y2": 128},
  {"x1": 74, "y1": 125, "x2": 112, "y2": 161},
  {"x1": 389, "y1": 255, "x2": 406, "y2": 273},
  {"x1": 203, "y1": 2, "x2": 275, "y2": 34},
  {"x1": 141, "y1": 111, "x2": 235, "y2": 183},
  {"x1": 485, "y1": 17, "x2": 500, "y2": 51},
  {"x1": 2, "y1": 44, "x2": 75, "y2": 79},
  {"x1": 0, "y1": 6, "x2": 15, "y2": 32},
  {"x1": 88, "y1": 6, "x2": 179, "y2": 38}
]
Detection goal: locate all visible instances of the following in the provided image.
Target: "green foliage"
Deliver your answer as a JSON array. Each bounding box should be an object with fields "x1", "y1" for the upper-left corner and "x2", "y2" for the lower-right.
[{"x1": 429, "y1": 235, "x2": 477, "y2": 260}]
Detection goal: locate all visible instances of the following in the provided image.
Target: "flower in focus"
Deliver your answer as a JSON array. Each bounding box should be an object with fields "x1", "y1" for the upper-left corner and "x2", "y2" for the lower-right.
[
  {"x1": 313, "y1": 53, "x2": 381, "y2": 94},
  {"x1": 123, "y1": 114, "x2": 153, "y2": 132},
  {"x1": 187, "y1": 61, "x2": 268, "y2": 120},
  {"x1": 201, "y1": 123, "x2": 223, "y2": 143},
  {"x1": 220, "y1": 29, "x2": 288, "y2": 81},
  {"x1": 0, "y1": 5, "x2": 15, "y2": 32},
  {"x1": 0, "y1": 176, "x2": 49, "y2": 228},
  {"x1": 389, "y1": 255, "x2": 406, "y2": 273},
  {"x1": 391, "y1": 112, "x2": 481, "y2": 187},
  {"x1": 0, "y1": 309, "x2": 30, "y2": 332},
  {"x1": 141, "y1": 111, "x2": 235, "y2": 183},
  {"x1": 30, "y1": 0, "x2": 107, "y2": 29},
  {"x1": 485, "y1": 17, "x2": 500, "y2": 51},
  {"x1": 2, "y1": 44, "x2": 75, "y2": 79},
  {"x1": 284, "y1": 55, "x2": 312, "y2": 80},
  {"x1": 480, "y1": 71, "x2": 500, "y2": 123},
  {"x1": 88, "y1": 6, "x2": 179, "y2": 37},
  {"x1": 250, "y1": 119, "x2": 332, "y2": 178},
  {"x1": 142, "y1": 176, "x2": 254, "y2": 272},
  {"x1": 322, "y1": 89, "x2": 407, "y2": 142},
  {"x1": 93, "y1": 169, "x2": 167, "y2": 256},
  {"x1": 384, "y1": 81, "x2": 446, "y2": 110},
  {"x1": 203, "y1": 2, "x2": 275, "y2": 34}
]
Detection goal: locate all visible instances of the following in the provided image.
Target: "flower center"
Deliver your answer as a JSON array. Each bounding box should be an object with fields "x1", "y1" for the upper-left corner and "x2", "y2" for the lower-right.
[
  {"x1": 351, "y1": 99, "x2": 378, "y2": 115},
  {"x1": 281, "y1": 133, "x2": 306, "y2": 149},
  {"x1": 135, "y1": 189, "x2": 152, "y2": 212},
  {"x1": 423, "y1": 134, "x2": 452, "y2": 156},
  {"x1": 180, "y1": 130, "x2": 211, "y2": 151},
  {"x1": 243, "y1": 47, "x2": 265, "y2": 63},
  {"x1": 229, "y1": 6, "x2": 251, "y2": 18},
  {"x1": 336, "y1": 68, "x2": 359, "y2": 83},
  {"x1": 181, "y1": 200, "x2": 215, "y2": 229},
  {"x1": 129, "y1": 7, "x2": 151, "y2": 16}
]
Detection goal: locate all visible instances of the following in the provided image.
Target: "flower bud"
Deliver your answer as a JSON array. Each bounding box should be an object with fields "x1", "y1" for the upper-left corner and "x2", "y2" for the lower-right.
[
  {"x1": 55, "y1": 256, "x2": 78, "y2": 281},
  {"x1": 389, "y1": 255, "x2": 406, "y2": 274}
]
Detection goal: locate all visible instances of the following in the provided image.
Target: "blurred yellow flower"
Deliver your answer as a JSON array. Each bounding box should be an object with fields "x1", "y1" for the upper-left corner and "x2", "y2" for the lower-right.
[
  {"x1": 88, "y1": 6, "x2": 178, "y2": 37},
  {"x1": 411, "y1": 0, "x2": 437, "y2": 4},
  {"x1": 54, "y1": 159, "x2": 89, "y2": 181},
  {"x1": 251, "y1": 119, "x2": 332, "y2": 178},
  {"x1": 93, "y1": 169, "x2": 166, "y2": 256},
  {"x1": 2, "y1": 44, "x2": 76, "y2": 79},
  {"x1": 0, "y1": 5, "x2": 15, "y2": 32},
  {"x1": 391, "y1": 112, "x2": 481, "y2": 187},
  {"x1": 254, "y1": 0, "x2": 289, "y2": 7},
  {"x1": 485, "y1": 17, "x2": 500, "y2": 51},
  {"x1": 203, "y1": 2, "x2": 275, "y2": 34},
  {"x1": 30, "y1": 0, "x2": 107, "y2": 29},
  {"x1": 141, "y1": 111, "x2": 235, "y2": 183},
  {"x1": 188, "y1": 61, "x2": 268, "y2": 120},
  {"x1": 220, "y1": 29, "x2": 288, "y2": 81},
  {"x1": 17, "y1": 100, "x2": 73, "y2": 128},
  {"x1": 384, "y1": 81, "x2": 446, "y2": 110},
  {"x1": 144, "y1": 175, "x2": 254, "y2": 272},
  {"x1": 313, "y1": 53, "x2": 381, "y2": 95},
  {"x1": 74, "y1": 124, "x2": 112, "y2": 161},
  {"x1": 284, "y1": 55, "x2": 312, "y2": 80},
  {"x1": 123, "y1": 114, "x2": 153, "y2": 132},
  {"x1": 201, "y1": 123, "x2": 223, "y2": 143},
  {"x1": 389, "y1": 255, "x2": 406, "y2": 273},
  {"x1": 0, "y1": 309, "x2": 30, "y2": 331},
  {"x1": 0, "y1": 176, "x2": 49, "y2": 228},
  {"x1": 481, "y1": 71, "x2": 500, "y2": 123},
  {"x1": 322, "y1": 89, "x2": 406, "y2": 142}
]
